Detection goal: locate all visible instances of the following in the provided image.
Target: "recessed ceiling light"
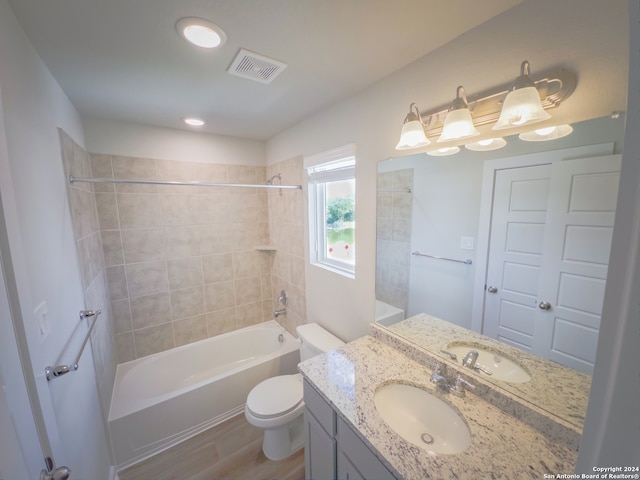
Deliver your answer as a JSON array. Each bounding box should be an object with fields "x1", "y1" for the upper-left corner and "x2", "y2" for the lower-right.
[
  {"x1": 176, "y1": 17, "x2": 226, "y2": 49},
  {"x1": 182, "y1": 117, "x2": 206, "y2": 127}
]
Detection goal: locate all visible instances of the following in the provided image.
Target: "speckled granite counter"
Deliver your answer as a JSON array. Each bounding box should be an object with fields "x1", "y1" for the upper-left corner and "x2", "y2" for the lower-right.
[
  {"x1": 374, "y1": 313, "x2": 591, "y2": 432},
  {"x1": 299, "y1": 335, "x2": 579, "y2": 480}
]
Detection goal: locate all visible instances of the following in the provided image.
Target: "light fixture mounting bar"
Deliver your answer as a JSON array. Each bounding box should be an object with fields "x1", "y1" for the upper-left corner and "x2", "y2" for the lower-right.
[{"x1": 420, "y1": 66, "x2": 576, "y2": 137}]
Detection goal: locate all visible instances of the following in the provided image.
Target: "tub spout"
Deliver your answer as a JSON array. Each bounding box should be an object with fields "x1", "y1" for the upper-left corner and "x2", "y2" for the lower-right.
[{"x1": 274, "y1": 308, "x2": 287, "y2": 318}]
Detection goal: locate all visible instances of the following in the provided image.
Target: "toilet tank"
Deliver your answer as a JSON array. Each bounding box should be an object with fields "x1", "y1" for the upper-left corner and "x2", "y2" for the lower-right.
[{"x1": 296, "y1": 323, "x2": 345, "y2": 361}]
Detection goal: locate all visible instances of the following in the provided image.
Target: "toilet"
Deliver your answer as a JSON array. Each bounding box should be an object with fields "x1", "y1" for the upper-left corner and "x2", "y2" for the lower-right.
[{"x1": 244, "y1": 323, "x2": 344, "y2": 461}]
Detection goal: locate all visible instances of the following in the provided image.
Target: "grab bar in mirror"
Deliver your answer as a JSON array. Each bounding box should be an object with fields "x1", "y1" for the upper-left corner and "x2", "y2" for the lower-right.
[
  {"x1": 412, "y1": 251, "x2": 472, "y2": 265},
  {"x1": 45, "y1": 309, "x2": 101, "y2": 381}
]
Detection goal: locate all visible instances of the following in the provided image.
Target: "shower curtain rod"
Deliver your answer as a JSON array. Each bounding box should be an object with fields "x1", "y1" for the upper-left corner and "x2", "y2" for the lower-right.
[{"x1": 68, "y1": 175, "x2": 302, "y2": 190}]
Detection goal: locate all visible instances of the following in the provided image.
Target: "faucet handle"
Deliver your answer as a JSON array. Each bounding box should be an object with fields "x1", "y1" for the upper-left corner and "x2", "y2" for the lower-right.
[{"x1": 450, "y1": 374, "x2": 475, "y2": 397}]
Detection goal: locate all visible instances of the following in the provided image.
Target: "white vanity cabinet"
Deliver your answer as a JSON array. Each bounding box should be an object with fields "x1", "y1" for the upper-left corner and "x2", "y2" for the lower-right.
[{"x1": 303, "y1": 380, "x2": 398, "y2": 480}]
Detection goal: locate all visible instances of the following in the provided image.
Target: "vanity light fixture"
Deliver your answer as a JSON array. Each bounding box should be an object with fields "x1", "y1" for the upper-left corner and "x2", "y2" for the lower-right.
[
  {"x1": 437, "y1": 86, "x2": 479, "y2": 142},
  {"x1": 394, "y1": 60, "x2": 576, "y2": 152},
  {"x1": 493, "y1": 60, "x2": 551, "y2": 130},
  {"x1": 182, "y1": 116, "x2": 206, "y2": 127},
  {"x1": 427, "y1": 146, "x2": 460, "y2": 157},
  {"x1": 176, "y1": 17, "x2": 227, "y2": 49},
  {"x1": 519, "y1": 124, "x2": 573, "y2": 142},
  {"x1": 465, "y1": 137, "x2": 507, "y2": 151},
  {"x1": 395, "y1": 103, "x2": 431, "y2": 150}
]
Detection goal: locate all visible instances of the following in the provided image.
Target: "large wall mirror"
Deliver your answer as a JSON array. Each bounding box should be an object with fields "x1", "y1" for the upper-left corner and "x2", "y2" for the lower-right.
[{"x1": 375, "y1": 115, "x2": 625, "y2": 425}]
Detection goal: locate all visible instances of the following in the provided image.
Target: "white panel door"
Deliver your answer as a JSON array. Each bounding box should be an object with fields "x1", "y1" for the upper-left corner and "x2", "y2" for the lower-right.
[
  {"x1": 533, "y1": 155, "x2": 621, "y2": 371},
  {"x1": 483, "y1": 164, "x2": 551, "y2": 351},
  {"x1": 484, "y1": 155, "x2": 621, "y2": 373}
]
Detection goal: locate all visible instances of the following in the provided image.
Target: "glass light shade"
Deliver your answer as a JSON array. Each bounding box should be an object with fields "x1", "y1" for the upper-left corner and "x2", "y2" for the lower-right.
[
  {"x1": 465, "y1": 137, "x2": 507, "y2": 151},
  {"x1": 427, "y1": 146, "x2": 460, "y2": 157},
  {"x1": 182, "y1": 116, "x2": 206, "y2": 126},
  {"x1": 395, "y1": 120, "x2": 430, "y2": 150},
  {"x1": 177, "y1": 18, "x2": 226, "y2": 49},
  {"x1": 437, "y1": 108, "x2": 479, "y2": 142},
  {"x1": 519, "y1": 124, "x2": 573, "y2": 142},
  {"x1": 492, "y1": 86, "x2": 551, "y2": 130}
]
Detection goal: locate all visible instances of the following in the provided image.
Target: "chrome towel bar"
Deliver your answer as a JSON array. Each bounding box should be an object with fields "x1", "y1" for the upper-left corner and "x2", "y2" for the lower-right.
[
  {"x1": 412, "y1": 250, "x2": 472, "y2": 265},
  {"x1": 45, "y1": 309, "x2": 101, "y2": 381}
]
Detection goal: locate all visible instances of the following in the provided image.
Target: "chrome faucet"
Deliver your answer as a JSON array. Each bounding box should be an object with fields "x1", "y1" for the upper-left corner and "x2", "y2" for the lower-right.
[
  {"x1": 461, "y1": 349, "x2": 492, "y2": 375},
  {"x1": 274, "y1": 308, "x2": 287, "y2": 318},
  {"x1": 277, "y1": 290, "x2": 288, "y2": 306},
  {"x1": 450, "y1": 375, "x2": 476, "y2": 397},
  {"x1": 462, "y1": 349, "x2": 479, "y2": 368},
  {"x1": 429, "y1": 362, "x2": 450, "y2": 392}
]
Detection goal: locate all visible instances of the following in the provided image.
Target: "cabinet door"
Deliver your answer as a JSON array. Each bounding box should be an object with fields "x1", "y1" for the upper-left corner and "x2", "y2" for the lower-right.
[
  {"x1": 304, "y1": 409, "x2": 336, "y2": 480},
  {"x1": 337, "y1": 450, "x2": 365, "y2": 480},
  {"x1": 337, "y1": 417, "x2": 397, "y2": 480}
]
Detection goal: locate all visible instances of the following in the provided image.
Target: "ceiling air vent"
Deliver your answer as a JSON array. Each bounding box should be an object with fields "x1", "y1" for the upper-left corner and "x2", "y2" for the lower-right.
[{"x1": 227, "y1": 48, "x2": 287, "y2": 84}]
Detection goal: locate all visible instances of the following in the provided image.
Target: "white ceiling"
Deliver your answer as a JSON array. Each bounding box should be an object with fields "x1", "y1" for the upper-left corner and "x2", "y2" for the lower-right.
[{"x1": 8, "y1": 0, "x2": 522, "y2": 140}]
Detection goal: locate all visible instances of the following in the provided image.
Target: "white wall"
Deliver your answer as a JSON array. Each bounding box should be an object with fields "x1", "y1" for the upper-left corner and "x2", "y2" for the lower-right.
[
  {"x1": 266, "y1": 0, "x2": 628, "y2": 342},
  {"x1": 0, "y1": 0, "x2": 112, "y2": 477},
  {"x1": 84, "y1": 116, "x2": 265, "y2": 165}
]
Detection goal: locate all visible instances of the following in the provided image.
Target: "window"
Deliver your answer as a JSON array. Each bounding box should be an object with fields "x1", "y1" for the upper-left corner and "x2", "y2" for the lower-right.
[{"x1": 306, "y1": 145, "x2": 356, "y2": 278}]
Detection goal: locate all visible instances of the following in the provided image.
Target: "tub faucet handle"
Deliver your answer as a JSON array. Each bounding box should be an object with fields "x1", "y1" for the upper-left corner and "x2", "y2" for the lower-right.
[{"x1": 277, "y1": 290, "x2": 288, "y2": 306}]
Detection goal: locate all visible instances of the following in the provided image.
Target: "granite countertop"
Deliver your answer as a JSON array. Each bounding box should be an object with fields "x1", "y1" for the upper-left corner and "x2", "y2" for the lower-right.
[
  {"x1": 299, "y1": 335, "x2": 579, "y2": 480},
  {"x1": 379, "y1": 313, "x2": 591, "y2": 431}
]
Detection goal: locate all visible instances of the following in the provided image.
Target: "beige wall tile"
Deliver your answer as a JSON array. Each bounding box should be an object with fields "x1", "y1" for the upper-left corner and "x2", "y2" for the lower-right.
[
  {"x1": 205, "y1": 281, "x2": 236, "y2": 311},
  {"x1": 90, "y1": 154, "x2": 115, "y2": 193},
  {"x1": 234, "y1": 276, "x2": 261, "y2": 305},
  {"x1": 206, "y1": 308, "x2": 237, "y2": 337},
  {"x1": 168, "y1": 257, "x2": 203, "y2": 290},
  {"x1": 106, "y1": 265, "x2": 128, "y2": 301},
  {"x1": 126, "y1": 261, "x2": 169, "y2": 298},
  {"x1": 193, "y1": 163, "x2": 227, "y2": 186},
  {"x1": 116, "y1": 332, "x2": 136, "y2": 364},
  {"x1": 232, "y1": 251, "x2": 262, "y2": 278},
  {"x1": 236, "y1": 302, "x2": 262, "y2": 328},
  {"x1": 95, "y1": 193, "x2": 120, "y2": 230},
  {"x1": 118, "y1": 194, "x2": 163, "y2": 228},
  {"x1": 111, "y1": 298, "x2": 133, "y2": 334},
  {"x1": 202, "y1": 253, "x2": 233, "y2": 284},
  {"x1": 164, "y1": 226, "x2": 200, "y2": 259},
  {"x1": 101, "y1": 230, "x2": 124, "y2": 266},
  {"x1": 170, "y1": 286, "x2": 205, "y2": 320},
  {"x1": 130, "y1": 293, "x2": 171, "y2": 329},
  {"x1": 160, "y1": 194, "x2": 199, "y2": 226},
  {"x1": 173, "y1": 315, "x2": 208, "y2": 347},
  {"x1": 134, "y1": 323, "x2": 174, "y2": 357},
  {"x1": 122, "y1": 228, "x2": 166, "y2": 263},
  {"x1": 112, "y1": 156, "x2": 157, "y2": 193}
]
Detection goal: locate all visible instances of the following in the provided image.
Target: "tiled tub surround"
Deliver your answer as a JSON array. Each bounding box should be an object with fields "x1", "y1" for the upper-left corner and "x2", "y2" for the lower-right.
[
  {"x1": 299, "y1": 336, "x2": 579, "y2": 480},
  {"x1": 90, "y1": 153, "x2": 306, "y2": 362},
  {"x1": 376, "y1": 168, "x2": 413, "y2": 313},
  {"x1": 373, "y1": 314, "x2": 591, "y2": 432}
]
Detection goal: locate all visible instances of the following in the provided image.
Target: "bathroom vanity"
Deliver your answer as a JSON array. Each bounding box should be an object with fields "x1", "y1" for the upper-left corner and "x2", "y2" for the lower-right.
[{"x1": 299, "y1": 314, "x2": 588, "y2": 479}]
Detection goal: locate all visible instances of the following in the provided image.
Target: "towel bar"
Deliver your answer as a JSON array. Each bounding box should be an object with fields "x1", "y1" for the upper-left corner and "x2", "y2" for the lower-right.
[{"x1": 45, "y1": 309, "x2": 101, "y2": 381}]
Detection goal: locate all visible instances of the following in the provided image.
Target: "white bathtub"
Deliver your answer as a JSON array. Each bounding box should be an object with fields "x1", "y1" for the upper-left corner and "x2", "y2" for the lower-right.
[
  {"x1": 108, "y1": 320, "x2": 300, "y2": 469},
  {"x1": 375, "y1": 300, "x2": 405, "y2": 326}
]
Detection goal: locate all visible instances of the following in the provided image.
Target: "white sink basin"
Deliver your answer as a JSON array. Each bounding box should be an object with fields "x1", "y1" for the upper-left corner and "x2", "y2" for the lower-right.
[
  {"x1": 445, "y1": 343, "x2": 531, "y2": 383},
  {"x1": 374, "y1": 383, "x2": 471, "y2": 454}
]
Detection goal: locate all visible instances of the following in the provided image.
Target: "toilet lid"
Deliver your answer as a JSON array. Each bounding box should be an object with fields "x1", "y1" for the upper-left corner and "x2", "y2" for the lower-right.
[{"x1": 247, "y1": 374, "x2": 303, "y2": 418}]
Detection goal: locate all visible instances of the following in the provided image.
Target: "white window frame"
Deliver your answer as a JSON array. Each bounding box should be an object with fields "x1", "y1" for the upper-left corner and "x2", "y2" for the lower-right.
[{"x1": 305, "y1": 144, "x2": 356, "y2": 278}]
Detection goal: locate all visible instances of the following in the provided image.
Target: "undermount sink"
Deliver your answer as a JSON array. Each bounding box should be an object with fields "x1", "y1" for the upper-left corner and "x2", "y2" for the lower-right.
[
  {"x1": 444, "y1": 343, "x2": 531, "y2": 383},
  {"x1": 374, "y1": 383, "x2": 471, "y2": 454}
]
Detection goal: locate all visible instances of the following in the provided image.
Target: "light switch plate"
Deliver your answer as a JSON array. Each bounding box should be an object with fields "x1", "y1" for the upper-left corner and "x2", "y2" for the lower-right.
[{"x1": 460, "y1": 236, "x2": 474, "y2": 250}]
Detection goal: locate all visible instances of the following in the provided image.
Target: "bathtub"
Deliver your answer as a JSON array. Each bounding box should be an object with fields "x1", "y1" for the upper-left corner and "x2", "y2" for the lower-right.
[
  {"x1": 108, "y1": 320, "x2": 300, "y2": 469},
  {"x1": 375, "y1": 300, "x2": 405, "y2": 326}
]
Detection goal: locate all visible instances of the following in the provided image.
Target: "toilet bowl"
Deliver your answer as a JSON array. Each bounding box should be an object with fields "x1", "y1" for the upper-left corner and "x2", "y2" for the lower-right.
[{"x1": 244, "y1": 323, "x2": 344, "y2": 461}]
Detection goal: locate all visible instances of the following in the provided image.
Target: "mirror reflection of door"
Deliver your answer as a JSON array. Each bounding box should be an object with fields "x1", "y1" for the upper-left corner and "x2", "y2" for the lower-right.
[{"x1": 483, "y1": 155, "x2": 621, "y2": 374}]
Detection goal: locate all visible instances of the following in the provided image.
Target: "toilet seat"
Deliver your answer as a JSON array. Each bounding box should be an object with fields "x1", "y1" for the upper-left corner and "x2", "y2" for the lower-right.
[{"x1": 246, "y1": 374, "x2": 303, "y2": 419}]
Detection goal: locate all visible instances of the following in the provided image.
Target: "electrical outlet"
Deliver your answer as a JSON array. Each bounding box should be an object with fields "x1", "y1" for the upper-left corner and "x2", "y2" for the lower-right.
[
  {"x1": 34, "y1": 301, "x2": 50, "y2": 341},
  {"x1": 460, "y1": 236, "x2": 474, "y2": 250}
]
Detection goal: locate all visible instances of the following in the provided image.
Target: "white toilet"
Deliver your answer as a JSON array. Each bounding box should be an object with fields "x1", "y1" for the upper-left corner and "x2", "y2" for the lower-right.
[{"x1": 244, "y1": 323, "x2": 344, "y2": 461}]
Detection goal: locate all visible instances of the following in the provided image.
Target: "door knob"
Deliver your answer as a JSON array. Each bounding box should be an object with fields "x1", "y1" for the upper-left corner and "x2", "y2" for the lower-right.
[
  {"x1": 487, "y1": 286, "x2": 498, "y2": 293},
  {"x1": 538, "y1": 301, "x2": 552, "y2": 310}
]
